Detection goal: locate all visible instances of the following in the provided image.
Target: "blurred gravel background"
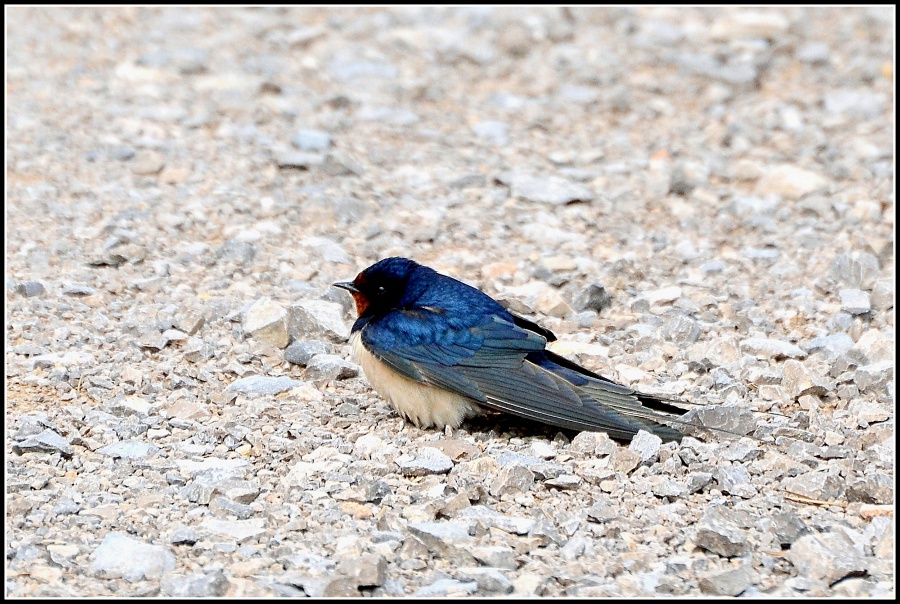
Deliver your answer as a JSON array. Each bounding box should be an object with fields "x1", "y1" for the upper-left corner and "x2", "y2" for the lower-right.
[{"x1": 6, "y1": 6, "x2": 894, "y2": 597}]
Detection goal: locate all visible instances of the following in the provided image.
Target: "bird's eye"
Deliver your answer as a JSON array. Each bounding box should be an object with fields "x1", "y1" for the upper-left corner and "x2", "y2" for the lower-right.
[{"x1": 376, "y1": 286, "x2": 386, "y2": 296}]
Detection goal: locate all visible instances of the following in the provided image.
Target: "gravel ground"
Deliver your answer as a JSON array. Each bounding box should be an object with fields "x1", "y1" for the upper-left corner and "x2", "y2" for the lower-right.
[{"x1": 6, "y1": 6, "x2": 894, "y2": 598}]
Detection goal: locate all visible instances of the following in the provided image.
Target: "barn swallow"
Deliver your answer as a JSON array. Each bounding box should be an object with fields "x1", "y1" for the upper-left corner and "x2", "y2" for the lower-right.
[{"x1": 334, "y1": 257, "x2": 687, "y2": 442}]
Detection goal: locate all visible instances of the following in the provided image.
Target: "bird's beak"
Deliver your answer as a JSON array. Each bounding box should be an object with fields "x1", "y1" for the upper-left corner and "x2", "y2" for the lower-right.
[{"x1": 333, "y1": 281, "x2": 360, "y2": 294}]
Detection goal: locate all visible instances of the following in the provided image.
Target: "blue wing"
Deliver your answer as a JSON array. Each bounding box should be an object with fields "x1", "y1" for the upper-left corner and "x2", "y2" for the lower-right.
[{"x1": 360, "y1": 307, "x2": 684, "y2": 442}]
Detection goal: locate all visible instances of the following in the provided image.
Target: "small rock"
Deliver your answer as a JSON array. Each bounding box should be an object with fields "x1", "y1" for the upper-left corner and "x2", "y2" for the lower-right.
[
  {"x1": 570, "y1": 431, "x2": 616, "y2": 456},
  {"x1": 12, "y1": 429, "x2": 74, "y2": 457},
  {"x1": 839, "y1": 289, "x2": 871, "y2": 315},
  {"x1": 398, "y1": 447, "x2": 454, "y2": 476},
  {"x1": 226, "y1": 375, "x2": 304, "y2": 395},
  {"x1": 782, "y1": 470, "x2": 844, "y2": 501},
  {"x1": 528, "y1": 440, "x2": 556, "y2": 460},
  {"x1": 642, "y1": 286, "x2": 682, "y2": 305},
  {"x1": 848, "y1": 400, "x2": 891, "y2": 424},
  {"x1": 414, "y1": 579, "x2": 478, "y2": 597},
  {"x1": 714, "y1": 466, "x2": 753, "y2": 496},
  {"x1": 756, "y1": 165, "x2": 829, "y2": 200},
  {"x1": 848, "y1": 329, "x2": 894, "y2": 364},
  {"x1": 694, "y1": 506, "x2": 748, "y2": 557},
  {"x1": 337, "y1": 553, "x2": 387, "y2": 587},
  {"x1": 711, "y1": 11, "x2": 789, "y2": 40},
  {"x1": 200, "y1": 518, "x2": 267, "y2": 543},
  {"x1": 629, "y1": 430, "x2": 662, "y2": 463},
  {"x1": 870, "y1": 281, "x2": 893, "y2": 310},
  {"x1": 854, "y1": 361, "x2": 893, "y2": 392},
  {"x1": 289, "y1": 300, "x2": 350, "y2": 342},
  {"x1": 659, "y1": 315, "x2": 701, "y2": 344},
  {"x1": 787, "y1": 531, "x2": 867, "y2": 585},
  {"x1": 740, "y1": 337, "x2": 806, "y2": 359},
  {"x1": 489, "y1": 464, "x2": 535, "y2": 496},
  {"x1": 471, "y1": 120, "x2": 510, "y2": 145},
  {"x1": 96, "y1": 439, "x2": 159, "y2": 460},
  {"x1": 407, "y1": 521, "x2": 475, "y2": 564},
  {"x1": 217, "y1": 238, "x2": 257, "y2": 264},
  {"x1": 699, "y1": 565, "x2": 753, "y2": 596},
  {"x1": 796, "y1": 42, "x2": 830, "y2": 64},
  {"x1": 243, "y1": 298, "x2": 290, "y2": 348},
  {"x1": 649, "y1": 476, "x2": 686, "y2": 499},
  {"x1": 498, "y1": 171, "x2": 594, "y2": 205},
  {"x1": 829, "y1": 252, "x2": 880, "y2": 289},
  {"x1": 471, "y1": 546, "x2": 517, "y2": 570},
  {"x1": 303, "y1": 354, "x2": 360, "y2": 381},
  {"x1": 572, "y1": 283, "x2": 612, "y2": 313},
  {"x1": 292, "y1": 128, "x2": 331, "y2": 151},
  {"x1": 824, "y1": 89, "x2": 887, "y2": 119},
  {"x1": 771, "y1": 512, "x2": 810, "y2": 548},
  {"x1": 544, "y1": 474, "x2": 581, "y2": 490},
  {"x1": 170, "y1": 527, "x2": 200, "y2": 545},
  {"x1": 161, "y1": 571, "x2": 230, "y2": 597},
  {"x1": 14, "y1": 281, "x2": 45, "y2": 297},
  {"x1": 456, "y1": 506, "x2": 535, "y2": 535},
  {"x1": 90, "y1": 533, "x2": 176, "y2": 582},
  {"x1": 284, "y1": 340, "x2": 331, "y2": 366},
  {"x1": 586, "y1": 501, "x2": 618, "y2": 523},
  {"x1": 457, "y1": 567, "x2": 514, "y2": 594},
  {"x1": 781, "y1": 360, "x2": 832, "y2": 399},
  {"x1": 275, "y1": 150, "x2": 325, "y2": 169},
  {"x1": 806, "y1": 333, "x2": 855, "y2": 360},
  {"x1": 611, "y1": 447, "x2": 641, "y2": 474},
  {"x1": 669, "y1": 161, "x2": 709, "y2": 195}
]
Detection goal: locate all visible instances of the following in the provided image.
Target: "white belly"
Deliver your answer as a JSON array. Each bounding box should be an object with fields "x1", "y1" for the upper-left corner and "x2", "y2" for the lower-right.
[{"x1": 350, "y1": 332, "x2": 481, "y2": 429}]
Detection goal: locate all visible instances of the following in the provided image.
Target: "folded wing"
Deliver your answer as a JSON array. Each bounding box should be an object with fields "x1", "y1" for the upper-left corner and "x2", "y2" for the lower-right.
[{"x1": 361, "y1": 308, "x2": 685, "y2": 441}]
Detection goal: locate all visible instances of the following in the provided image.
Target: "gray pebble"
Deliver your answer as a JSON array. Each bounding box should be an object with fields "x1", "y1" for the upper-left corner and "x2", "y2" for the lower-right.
[
  {"x1": 629, "y1": 430, "x2": 662, "y2": 463},
  {"x1": 225, "y1": 375, "x2": 304, "y2": 395},
  {"x1": 292, "y1": 128, "x2": 332, "y2": 151},
  {"x1": 456, "y1": 567, "x2": 514, "y2": 594},
  {"x1": 200, "y1": 518, "x2": 267, "y2": 543},
  {"x1": 456, "y1": 505, "x2": 534, "y2": 535},
  {"x1": 489, "y1": 464, "x2": 535, "y2": 497},
  {"x1": 289, "y1": 299, "x2": 350, "y2": 342},
  {"x1": 839, "y1": 289, "x2": 871, "y2": 315},
  {"x1": 498, "y1": 171, "x2": 594, "y2": 205},
  {"x1": 699, "y1": 565, "x2": 753, "y2": 596},
  {"x1": 787, "y1": 531, "x2": 867, "y2": 585},
  {"x1": 304, "y1": 353, "x2": 360, "y2": 381},
  {"x1": 471, "y1": 120, "x2": 510, "y2": 145},
  {"x1": 243, "y1": 298, "x2": 290, "y2": 348},
  {"x1": 659, "y1": 315, "x2": 701, "y2": 344},
  {"x1": 414, "y1": 578, "x2": 478, "y2": 597},
  {"x1": 13, "y1": 429, "x2": 75, "y2": 457},
  {"x1": 275, "y1": 149, "x2": 326, "y2": 169},
  {"x1": 806, "y1": 333, "x2": 855, "y2": 359},
  {"x1": 62, "y1": 283, "x2": 98, "y2": 296},
  {"x1": 337, "y1": 553, "x2": 387, "y2": 588},
  {"x1": 572, "y1": 283, "x2": 612, "y2": 313},
  {"x1": 161, "y1": 571, "x2": 230, "y2": 597},
  {"x1": 740, "y1": 337, "x2": 806, "y2": 359},
  {"x1": 694, "y1": 506, "x2": 749, "y2": 557},
  {"x1": 398, "y1": 447, "x2": 454, "y2": 476},
  {"x1": 471, "y1": 546, "x2": 517, "y2": 570},
  {"x1": 89, "y1": 532, "x2": 176, "y2": 582},
  {"x1": 169, "y1": 527, "x2": 199, "y2": 545},
  {"x1": 284, "y1": 339, "x2": 331, "y2": 366},
  {"x1": 216, "y1": 238, "x2": 257, "y2": 264},
  {"x1": 781, "y1": 469, "x2": 844, "y2": 501},
  {"x1": 97, "y1": 439, "x2": 160, "y2": 460},
  {"x1": 14, "y1": 281, "x2": 45, "y2": 297}
]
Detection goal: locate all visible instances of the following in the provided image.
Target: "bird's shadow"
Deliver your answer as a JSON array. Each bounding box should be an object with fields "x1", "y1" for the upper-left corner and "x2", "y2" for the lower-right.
[{"x1": 461, "y1": 411, "x2": 587, "y2": 444}]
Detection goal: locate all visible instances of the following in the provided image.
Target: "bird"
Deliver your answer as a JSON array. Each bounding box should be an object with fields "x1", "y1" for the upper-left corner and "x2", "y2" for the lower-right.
[{"x1": 334, "y1": 257, "x2": 689, "y2": 442}]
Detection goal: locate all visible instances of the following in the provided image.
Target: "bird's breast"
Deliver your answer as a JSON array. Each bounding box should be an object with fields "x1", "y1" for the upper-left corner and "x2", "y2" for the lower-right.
[{"x1": 350, "y1": 331, "x2": 481, "y2": 429}]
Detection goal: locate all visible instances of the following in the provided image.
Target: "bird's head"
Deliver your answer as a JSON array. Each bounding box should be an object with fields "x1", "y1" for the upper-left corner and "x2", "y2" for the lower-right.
[{"x1": 333, "y1": 257, "x2": 421, "y2": 318}]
